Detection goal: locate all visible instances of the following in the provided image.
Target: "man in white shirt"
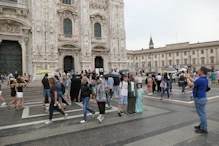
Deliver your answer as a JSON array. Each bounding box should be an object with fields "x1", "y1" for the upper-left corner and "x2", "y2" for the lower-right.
[
  {"x1": 156, "y1": 73, "x2": 162, "y2": 92},
  {"x1": 118, "y1": 75, "x2": 128, "y2": 116}
]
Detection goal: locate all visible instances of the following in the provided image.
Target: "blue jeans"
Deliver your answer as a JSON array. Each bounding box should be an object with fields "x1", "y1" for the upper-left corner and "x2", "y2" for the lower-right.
[
  {"x1": 161, "y1": 88, "x2": 170, "y2": 98},
  {"x1": 82, "y1": 97, "x2": 94, "y2": 121},
  {"x1": 194, "y1": 98, "x2": 208, "y2": 131},
  {"x1": 182, "y1": 83, "x2": 185, "y2": 92},
  {"x1": 106, "y1": 91, "x2": 111, "y2": 106}
]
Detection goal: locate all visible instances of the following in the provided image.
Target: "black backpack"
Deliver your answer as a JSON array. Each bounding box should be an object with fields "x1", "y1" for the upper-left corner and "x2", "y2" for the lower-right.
[
  {"x1": 179, "y1": 75, "x2": 185, "y2": 82},
  {"x1": 114, "y1": 77, "x2": 120, "y2": 86},
  {"x1": 61, "y1": 83, "x2": 65, "y2": 95}
]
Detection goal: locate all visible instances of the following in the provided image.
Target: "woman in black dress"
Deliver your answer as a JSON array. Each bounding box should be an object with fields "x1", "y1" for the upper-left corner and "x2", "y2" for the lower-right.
[{"x1": 7, "y1": 79, "x2": 17, "y2": 109}]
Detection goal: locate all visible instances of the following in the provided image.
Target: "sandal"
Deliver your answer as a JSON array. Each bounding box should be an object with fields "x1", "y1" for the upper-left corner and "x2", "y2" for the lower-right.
[{"x1": 7, "y1": 105, "x2": 10, "y2": 110}]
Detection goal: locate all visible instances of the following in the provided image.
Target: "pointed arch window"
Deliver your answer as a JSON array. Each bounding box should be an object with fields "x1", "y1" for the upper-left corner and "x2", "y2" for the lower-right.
[
  {"x1": 63, "y1": 18, "x2": 72, "y2": 35},
  {"x1": 94, "y1": 23, "x2": 101, "y2": 38}
]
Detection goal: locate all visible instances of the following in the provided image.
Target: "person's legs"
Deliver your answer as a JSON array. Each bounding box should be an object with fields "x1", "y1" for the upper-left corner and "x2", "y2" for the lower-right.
[
  {"x1": 54, "y1": 104, "x2": 65, "y2": 115},
  {"x1": 131, "y1": 97, "x2": 136, "y2": 113},
  {"x1": 16, "y1": 98, "x2": 21, "y2": 109},
  {"x1": 182, "y1": 83, "x2": 185, "y2": 93},
  {"x1": 0, "y1": 95, "x2": 5, "y2": 103},
  {"x1": 166, "y1": 88, "x2": 170, "y2": 98},
  {"x1": 127, "y1": 96, "x2": 132, "y2": 113},
  {"x1": 21, "y1": 98, "x2": 24, "y2": 108},
  {"x1": 195, "y1": 98, "x2": 208, "y2": 131},
  {"x1": 161, "y1": 88, "x2": 165, "y2": 98},
  {"x1": 49, "y1": 100, "x2": 54, "y2": 120}
]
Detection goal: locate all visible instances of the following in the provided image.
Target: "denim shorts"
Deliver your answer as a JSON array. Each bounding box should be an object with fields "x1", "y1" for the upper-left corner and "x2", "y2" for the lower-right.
[
  {"x1": 43, "y1": 89, "x2": 50, "y2": 98},
  {"x1": 118, "y1": 96, "x2": 127, "y2": 105}
]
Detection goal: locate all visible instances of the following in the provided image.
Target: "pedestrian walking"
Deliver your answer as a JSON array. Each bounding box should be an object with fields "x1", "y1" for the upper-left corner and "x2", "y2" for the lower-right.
[
  {"x1": 95, "y1": 80, "x2": 106, "y2": 123},
  {"x1": 179, "y1": 71, "x2": 186, "y2": 94},
  {"x1": 16, "y1": 76, "x2": 26, "y2": 110},
  {"x1": 42, "y1": 73, "x2": 50, "y2": 107},
  {"x1": 70, "y1": 74, "x2": 81, "y2": 102},
  {"x1": 78, "y1": 76, "x2": 96, "y2": 124},
  {"x1": 64, "y1": 75, "x2": 71, "y2": 100},
  {"x1": 156, "y1": 73, "x2": 162, "y2": 92},
  {"x1": 117, "y1": 75, "x2": 128, "y2": 116},
  {"x1": 7, "y1": 79, "x2": 17, "y2": 109},
  {"x1": 45, "y1": 77, "x2": 68, "y2": 125},
  {"x1": 160, "y1": 73, "x2": 170, "y2": 100},
  {"x1": 186, "y1": 66, "x2": 209, "y2": 133},
  {"x1": 127, "y1": 74, "x2": 137, "y2": 114},
  {"x1": 211, "y1": 70, "x2": 216, "y2": 85},
  {"x1": 0, "y1": 80, "x2": 6, "y2": 106},
  {"x1": 147, "y1": 75, "x2": 153, "y2": 95},
  {"x1": 136, "y1": 83, "x2": 144, "y2": 114}
]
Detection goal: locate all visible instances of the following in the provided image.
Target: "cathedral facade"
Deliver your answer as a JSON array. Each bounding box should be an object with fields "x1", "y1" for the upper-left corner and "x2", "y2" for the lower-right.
[{"x1": 0, "y1": 0, "x2": 127, "y2": 78}]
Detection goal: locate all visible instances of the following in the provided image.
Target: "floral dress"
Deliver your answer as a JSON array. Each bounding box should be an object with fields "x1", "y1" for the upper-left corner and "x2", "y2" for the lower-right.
[{"x1": 136, "y1": 88, "x2": 144, "y2": 114}]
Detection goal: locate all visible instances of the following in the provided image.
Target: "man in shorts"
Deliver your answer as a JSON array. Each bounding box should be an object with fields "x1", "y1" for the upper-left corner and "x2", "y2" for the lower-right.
[
  {"x1": 42, "y1": 73, "x2": 50, "y2": 107},
  {"x1": 118, "y1": 75, "x2": 128, "y2": 116},
  {"x1": 64, "y1": 75, "x2": 71, "y2": 100}
]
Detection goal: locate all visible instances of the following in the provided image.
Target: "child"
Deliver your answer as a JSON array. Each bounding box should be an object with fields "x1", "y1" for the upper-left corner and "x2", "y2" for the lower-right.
[
  {"x1": 136, "y1": 83, "x2": 144, "y2": 114},
  {"x1": 118, "y1": 75, "x2": 128, "y2": 116}
]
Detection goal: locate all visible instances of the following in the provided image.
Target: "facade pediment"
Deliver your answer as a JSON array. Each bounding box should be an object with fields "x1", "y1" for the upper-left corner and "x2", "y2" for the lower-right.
[
  {"x1": 58, "y1": 8, "x2": 78, "y2": 16},
  {"x1": 92, "y1": 45, "x2": 109, "y2": 52},
  {"x1": 90, "y1": 13, "x2": 106, "y2": 20},
  {"x1": 58, "y1": 43, "x2": 80, "y2": 51}
]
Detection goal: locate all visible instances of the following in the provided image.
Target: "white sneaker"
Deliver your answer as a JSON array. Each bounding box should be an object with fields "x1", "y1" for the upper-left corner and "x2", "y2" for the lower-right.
[
  {"x1": 80, "y1": 120, "x2": 87, "y2": 124},
  {"x1": 64, "y1": 113, "x2": 68, "y2": 119},
  {"x1": 45, "y1": 120, "x2": 52, "y2": 125},
  {"x1": 92, "y1": 111, "x2": 96, "y2": 117},
  {"x1": 1, "y1": 102, "x2": 6, "y2": 106},
  {"x1": 97, "y1": 117, "x2": 102, "y2": 123},
  {"x1": 101, "y1": 117, "x2": 104, "y2": 121}
]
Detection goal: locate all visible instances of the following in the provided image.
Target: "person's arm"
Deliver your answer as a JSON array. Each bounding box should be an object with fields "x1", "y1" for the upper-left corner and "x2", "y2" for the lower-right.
[
  {"x1": 54, "y1": 91, "x2": 58, "y2": 106},
  {"x1": 186, "y1": 76, "x2": 194, "y2": 87},
  {"x1": 78, "y1": 89, "x2": 81, "y2": 101}
]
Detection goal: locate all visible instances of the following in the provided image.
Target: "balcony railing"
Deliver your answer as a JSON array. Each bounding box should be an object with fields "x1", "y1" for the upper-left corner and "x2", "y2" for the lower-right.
[{"x1": 58, "y1": 34, "x2": 78, "y2": 42}]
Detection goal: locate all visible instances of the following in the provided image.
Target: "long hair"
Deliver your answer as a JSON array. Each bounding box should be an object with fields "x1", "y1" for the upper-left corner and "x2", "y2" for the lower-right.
[{"x1": 49, "y1": 77, "x2": 56, "y2": 85}]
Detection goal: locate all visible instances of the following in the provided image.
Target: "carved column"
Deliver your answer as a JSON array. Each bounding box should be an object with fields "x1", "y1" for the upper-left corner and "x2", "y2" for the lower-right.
[{"x1": 19, "y1": 40, "x2": 27, "y2": 74}]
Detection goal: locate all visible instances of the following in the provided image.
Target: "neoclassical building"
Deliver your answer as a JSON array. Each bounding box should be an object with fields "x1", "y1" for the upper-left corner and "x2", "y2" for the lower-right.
[
  {"x1": 127, "y1": 37, "x2": 219, "y2": 73},
  {"x1": 0, "y1": 0, "x2": 127, "y2": 78}
]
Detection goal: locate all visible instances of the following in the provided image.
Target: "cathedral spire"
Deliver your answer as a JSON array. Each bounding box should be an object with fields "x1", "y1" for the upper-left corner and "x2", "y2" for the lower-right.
[{"x1": 149, "y1": 36, "x2": 154, "y2": 49}]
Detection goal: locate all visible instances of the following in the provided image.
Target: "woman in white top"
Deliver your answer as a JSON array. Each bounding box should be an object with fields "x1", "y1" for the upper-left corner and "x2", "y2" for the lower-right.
[{"x1": 137, "y1": 74, "x2": 142, "y2": 84}]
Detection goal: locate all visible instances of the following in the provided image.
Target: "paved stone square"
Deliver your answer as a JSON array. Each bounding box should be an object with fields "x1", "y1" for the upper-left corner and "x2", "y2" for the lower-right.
[{"x1": 0, "y1": 81, "x2": 219, "y2": 146}]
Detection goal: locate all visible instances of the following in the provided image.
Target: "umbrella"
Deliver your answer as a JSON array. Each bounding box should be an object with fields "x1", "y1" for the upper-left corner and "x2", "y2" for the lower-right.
[
  {"x1": 119, "y1": 69, "x2": 129, "y2": 73},
  {"x1": 179, "y1": 68, "x2": 187, "y2": 72},
  {"x1": 55, "y1": 68, "x2": 62, "y2": 71},
  {"x1": 103, "y1": 74, "x2": 119, "y2": 78},
  {"x1": 164, "y1": 68, "x2": 177, "y2": 73},
  {"x1": 36, "y1": 70, "x2": 51, "y2": 75},
  {"x1": 112, "y1": 71, "x2": 120, "y2": 75}
]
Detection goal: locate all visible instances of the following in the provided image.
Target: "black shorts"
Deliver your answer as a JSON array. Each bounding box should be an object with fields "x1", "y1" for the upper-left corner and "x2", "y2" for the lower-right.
[{"x1": 97, "y1": 102, "x2": 106, "y2": 114}]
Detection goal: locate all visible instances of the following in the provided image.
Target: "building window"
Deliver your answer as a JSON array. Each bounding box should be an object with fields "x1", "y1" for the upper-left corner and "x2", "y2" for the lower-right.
[
  {"x1": 176, "y1": 52, "x2": 179, "y2": 56},
  {"x1": 184, "y1": 52, "x2": 187, "y2": 55},
  {"x1": 127, "y1": 57, "x2": 129, "y2": 60},
  {"x1": 155, "y1": 61, "x2": 157, "y2": 67},
  {"x1": 169, "y1": 53, "x2": 171, "y2": 57},
  {"x1": 148, "y1": 62, "x2": 151, "y2": 67},
  {"x1": 63, "y1": 18, "x2": 72, "y2": 35},
  {"x1": 62, "y1": 0, "x2": 71, "y2": 4},
  {"x1": 211, "y1": 57, "x2": 214, "y2": 64},
  {"x1": 136, "y1": 63, "x2": 138, "y2": 68},
  {"x1": 201, "y1": 57, "x2": 205, "y2": 64},
  {"x1": 142, "y1": 62, "x2": 145, "y2": 68},
  {"x1": 136, "y1": 56, "x2": 138, "y2": 60},
  {"x1": 210, "y1": 49, "x2": 214, "y2": 53},
  {"x1": 193, "y1": 67, "x2": 196, "y2": 72},
  {"x1": 155, "y1": 54, "x2": 157, "y2": 58},
  {"x1": 162, "y1": 61, "x2": 165, "y2": 66},
  {"x1": 8, "y1": 0, "x2": 17, "y2": 2},
  {"x1": 184, "y1": 59, "x2": 188, "y2": 65},
  {"x1": 192, "y1": 50, "x2": 195, "y2": 55},
  {"x1": 169, "y1": 60, "x2": 172, "y2": 65},
  {"x1": 142, "y1": 56, "x2": 144, "y2": 59},
  {"x1": 201, "y1": 50, "x2": 204, "y2": 54},
  {"x1": 193, "y1": 58, "x2": 196, "y2": 65},
  {"x1": 176, "y1": 59, "x2": 179, "y2": 65},
  {"x1": 94, "y1": 23, "x2": 101, "y2": 37},
  {"x1": 162, "y1": 54, "x2": 164, "y2": 58}
]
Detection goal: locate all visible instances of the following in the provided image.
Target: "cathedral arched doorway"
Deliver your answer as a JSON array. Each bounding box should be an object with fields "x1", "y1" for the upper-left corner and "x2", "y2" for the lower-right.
[
  {"x1": 64, "y1": 56, "x2": 74, "y2": 73},
  {"x1": 0, "y1": 40, "x2": 22, "y2": 75},
  {"x1": 95, "y1": 56, "x2": 104, "y2": 75}
]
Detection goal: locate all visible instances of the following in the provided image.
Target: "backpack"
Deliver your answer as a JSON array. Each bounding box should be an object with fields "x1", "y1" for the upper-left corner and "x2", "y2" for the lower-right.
[
  {"x1": 61, "y1": 83, "x2": 65, "y2": 95},
  {"x1": 113, "y1": 77, "x2": 120, "y2": 86},
  {"x1": 160, "y1": 80, "x2": 167, "y2": 89},
  {"x1": 145, "y1": 78, "x2": 148, "y2": 84},
  {"x1": 179, "y1": 75, "x2": 185, "y2": 82}
]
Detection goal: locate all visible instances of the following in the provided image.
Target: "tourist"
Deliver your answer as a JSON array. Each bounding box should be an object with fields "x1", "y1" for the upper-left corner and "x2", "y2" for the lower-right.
[
  {"x1": 42, "y1": 73, "x2": 50, "y2": 107},
  {"x1": 54, "y1": 76, "x2": 66, "y2": 111},
  {"x1": 64, "y1": 75, "x2": 71, "y2": 100},
  {"x1": 104, "y1": 77, "x2": 112, "y2": 109},
  {"x1": 7, "y1": 79, "x2": 17, "y2": 109},
  {"x1": 45, "y1": 77, "x2": 68, "y2": 125},
  {"x1": 186, "y1": 66, "x2": 209, "y2": 133},
  {"x1": 16, "y1": 76, "x2": 26, "y2": 110},
  {"x1": 211, "y1": 70, "x2": 216, "y2": 85},
  {"x1": 147, "y1": 75, "x2": 153, "y2": 95},
  {"x1": 90, "y1": 75, "x2": 97, "y2": 102},
  {"x1": 0, "y1": 79, "x2": 6, "y2": 106},
  {"x1": 216, "y1": 70, "x2": 219, "y2": 84},
  {"x1": 137, "y1": 74, "x2": 142, "y2": 85},
  {"x1": 127, "y1": 74, "x2": 137, "y2": 114},
  {"x1": 169, "y1": 73, "x2": 173, "y2": 92},
  {"x1": 156, "y1": 73, "x2": 162, "y2": 92},
  {"x1": 118, "y1": 75, "x2": 128, "y2": 116},
  {"x1": 14, "y1": 71, "x2": 18, "y2": 79},
  {"x1": 113, "y1": 73, "x2": 120, "y2": 98},
  {"x1": 78, "y1": 76, "x2": 96, "y2": 124},
  {"x1": 179, "y1": 71, "x2": 186, "y2": 94},
  {"x1": 70, "y1": 74, "x2": 81, "y2": 102},
  {"x1": 152, "y1": 74, "x2": 156, "y2": 93},
  {"x1": 1, "y1": 74, "x2": 4, "y2": 83},
  {"x1": 160, "y1": 73, "x2": 170, "y2": 100},
  {"x1": 135, "y1": 83, "x2": 144, "y2": 114},
  {"x1": 95, "y1": 80, "x2": 106, "y2": 123},
  {"x1": 108, "y1": 77, "x2": 114, "y2": 100}
]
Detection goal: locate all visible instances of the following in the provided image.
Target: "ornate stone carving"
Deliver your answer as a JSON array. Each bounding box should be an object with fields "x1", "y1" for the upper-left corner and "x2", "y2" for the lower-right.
[
  {"x1": 90, "y1": 0, "x2": 108, "y2": 10},
  {"x1": 0, "y1": 24, "x2": 20, "y2": 33}
]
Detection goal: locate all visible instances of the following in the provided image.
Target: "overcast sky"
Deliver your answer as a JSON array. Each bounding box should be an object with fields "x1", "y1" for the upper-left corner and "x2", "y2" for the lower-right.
[{"x1": 124, "y1": 0, "x2": 219, "y2": 50}]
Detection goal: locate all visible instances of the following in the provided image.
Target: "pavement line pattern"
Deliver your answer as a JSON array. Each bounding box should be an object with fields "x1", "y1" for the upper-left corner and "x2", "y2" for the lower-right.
[
  {"x1": 0, "y1": 107, "x2": 118, "y2": 131},
  {"x1": 125, "y1": 120, "x2": 219, "y2": 146}
]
